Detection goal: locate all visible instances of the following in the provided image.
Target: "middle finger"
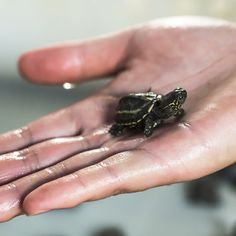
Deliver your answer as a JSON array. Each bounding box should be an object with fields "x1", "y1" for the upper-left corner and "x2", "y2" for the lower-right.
[
  {"x1": 0, "y1": 127, "x2": 110, "y2": 185},
  {"x1": 0, "y1": 133, "x2": 145, "y2": 221}
]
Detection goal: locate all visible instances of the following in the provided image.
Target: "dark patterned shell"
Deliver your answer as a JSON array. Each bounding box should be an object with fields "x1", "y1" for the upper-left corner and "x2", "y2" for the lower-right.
[{"x1": 115, "y1": 93, "x2": 157, "y2": 126}]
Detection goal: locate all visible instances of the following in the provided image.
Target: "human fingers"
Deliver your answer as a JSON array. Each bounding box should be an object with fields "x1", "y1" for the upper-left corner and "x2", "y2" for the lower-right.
[
  {"x1": 0, "y1": 135, "x2": 144, "y2": 221},
  {"x1": 18, "y1": 31, "x2": 132, "y2": 84},
  {"x1": 22, "y1": 148, "x2": 170, "y2": 216},
  {"x1": 0, "y1": 127, "x2": 110, "y2": 185},
  {"x1": 0, "y1": 95, "x2": 116, "y2": 154}
]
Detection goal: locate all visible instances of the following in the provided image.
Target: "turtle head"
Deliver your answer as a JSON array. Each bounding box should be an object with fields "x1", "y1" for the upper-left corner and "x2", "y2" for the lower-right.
[
  {"x1": 173, "y1": 87, "x2": 187, "y2": 105},
  {"x1": 163, "y1": 87, "x2": 187, "y2": 114}
]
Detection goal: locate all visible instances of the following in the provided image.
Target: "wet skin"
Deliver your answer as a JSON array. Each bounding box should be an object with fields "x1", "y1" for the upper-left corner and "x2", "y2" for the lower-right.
[{"x1": 0, "y1": 16, "x2": 236, "y2": 221}]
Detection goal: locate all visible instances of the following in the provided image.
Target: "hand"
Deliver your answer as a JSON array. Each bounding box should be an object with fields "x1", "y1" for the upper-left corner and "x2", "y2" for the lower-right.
[{"x1": 1, "y1": 16, "x2": 236, "y2": 221}]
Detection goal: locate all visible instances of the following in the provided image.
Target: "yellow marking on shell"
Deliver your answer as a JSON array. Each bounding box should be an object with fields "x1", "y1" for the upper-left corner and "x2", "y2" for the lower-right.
[
  {"x1": 117, "y1": 108, "x2": 142, "y2": 114},
  {"x1": 148, "y1": 102, "x2": 155, "y2": 113},
  {"x1": 119, "y1": 118, "x2": 144, "y2": 126},
  {"x1": 129, "y1": 92, "x2": 156, "y2": 97},
  {"x1": 118, "y1": 102, "x2": 155, "y2": 126},
  {"x1": 117, "y1": 99, "x2": 156, "y2": 115}
]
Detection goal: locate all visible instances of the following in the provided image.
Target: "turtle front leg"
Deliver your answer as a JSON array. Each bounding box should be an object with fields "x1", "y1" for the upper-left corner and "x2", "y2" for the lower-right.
[
  {"x1": 154, "y1": 119, "x2": 163, "y2": 128},
  {"x1": 109, "y1": 123, "x2": 124, "y2": 137},
  {"x1": 144, "y1": 114, "x2": 162, "y2": 137},
  {"x1": 175, "y1": 108, "x2": 185, "y2": 120}
]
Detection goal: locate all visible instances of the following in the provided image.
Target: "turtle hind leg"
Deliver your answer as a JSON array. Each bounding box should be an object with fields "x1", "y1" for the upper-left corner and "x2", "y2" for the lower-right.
[{"x1": 109, "y1": 124, "x2": 124, "y2": 137}]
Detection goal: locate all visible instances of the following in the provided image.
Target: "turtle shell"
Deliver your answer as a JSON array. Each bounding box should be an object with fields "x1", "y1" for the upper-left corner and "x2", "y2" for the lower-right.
[{"x1": 115, "y1": 92, "x2": 160, "y2": 126}]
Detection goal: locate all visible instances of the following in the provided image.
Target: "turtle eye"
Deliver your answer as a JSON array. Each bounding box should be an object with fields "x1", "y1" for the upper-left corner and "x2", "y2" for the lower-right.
[
  {"x1": 178, "y1": 95, "x2": 185, "y2": 103},
  {"x1": 155, "y1": 100, "x2": 161, "y2": 106}
]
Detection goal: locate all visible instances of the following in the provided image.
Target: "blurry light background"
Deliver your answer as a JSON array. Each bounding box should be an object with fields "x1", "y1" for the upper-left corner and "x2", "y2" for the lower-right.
[{"x1": 0, "y1": 0, "x2": 236, "y2": 236}]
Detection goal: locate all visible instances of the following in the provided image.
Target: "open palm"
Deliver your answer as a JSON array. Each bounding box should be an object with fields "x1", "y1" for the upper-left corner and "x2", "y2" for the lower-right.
[{"x1": 0, "y1": 16, "x2": 236, "y2": 221}]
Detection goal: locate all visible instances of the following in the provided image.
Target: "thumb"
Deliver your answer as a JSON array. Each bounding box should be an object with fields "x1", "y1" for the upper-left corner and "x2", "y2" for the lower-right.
[{"x1": 18, "y1": 31, "x2": 132, "y2": 84}]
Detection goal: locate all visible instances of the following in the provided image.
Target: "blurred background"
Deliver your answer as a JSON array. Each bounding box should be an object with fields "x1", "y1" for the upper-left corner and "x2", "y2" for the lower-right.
[{"x1": 1, "y1": 0, "x2": 236, "y2": 235}]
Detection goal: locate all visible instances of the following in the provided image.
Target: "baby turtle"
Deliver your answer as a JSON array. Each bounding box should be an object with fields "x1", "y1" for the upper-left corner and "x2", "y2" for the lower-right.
[{"x1": 109, "y1": 87, "x2": 187, "y2": 137}]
